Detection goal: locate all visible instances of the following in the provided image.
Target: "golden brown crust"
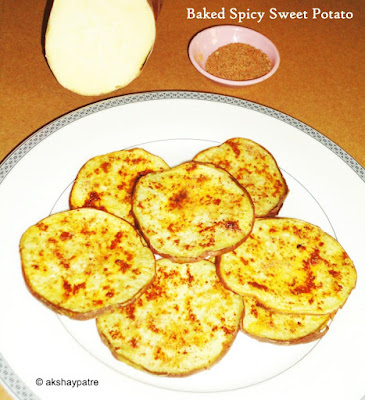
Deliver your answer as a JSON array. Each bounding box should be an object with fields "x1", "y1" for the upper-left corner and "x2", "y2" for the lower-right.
[
  {"x1": 239, "y1": 296, "x2": 333, "y2": 345},
  {"x1": 241, "y1": 323, "x2": 329, "y2": 345},
  {"x1": 20, "y1": 208, "x2": 156, "y2": 320},
  {"x1": 69, "y1": 148, "x2": 169, "y2": 225},
  {"x1": 134, "y1": 219, "x2": 254, "y2": 264},
  {"x1": 264, "y1": 193, "x2": 287, "y2": 217},
  {"x1": 22, "y1": 268, "x2": 154, "y2": 320},
  {"x1": 97, "y1": 259, "x2": 244, "y2": 376},
  {"x1": 217, "y1": 218, "x2": 357, "y2": 315},
  {"x1": 132, "y1": 161, "x2": 255, "y2": 263},
  {"x1": 193, "y1": 138, "x2": 289, "y2": 217},
  {"x1": 98, "y1": 311, "x2": 243, "y2": 377}
]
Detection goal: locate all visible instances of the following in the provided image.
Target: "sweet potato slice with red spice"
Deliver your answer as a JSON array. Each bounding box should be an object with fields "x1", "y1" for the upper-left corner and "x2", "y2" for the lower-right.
[
  {"x1": 97, "y1": 259, "x2": 243, "y2": 376},
  {"x1": 217, "y1": 218, "x2": 357, "y2": 315},
  {"x1": 132, "y1": 161, "x2": 254, "y2": 263},
  {"x1": 193, "y1": 138, "x2": 288, "y2": 217},
  {"x1": 241, "y1": 296, "x2": 332, "y2": 344},
  {"x1": 20, "y1": 208, "x2": 155, "y2": 319},
  {"x1": 70, "y1": 148, "x2": 169, "y2": 225}
]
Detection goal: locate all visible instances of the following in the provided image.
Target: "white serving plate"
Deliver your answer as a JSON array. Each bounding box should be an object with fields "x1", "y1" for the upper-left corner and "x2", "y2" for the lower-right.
[{"x1": 0, "y1": 92, "x2": 364, "y2": 400}]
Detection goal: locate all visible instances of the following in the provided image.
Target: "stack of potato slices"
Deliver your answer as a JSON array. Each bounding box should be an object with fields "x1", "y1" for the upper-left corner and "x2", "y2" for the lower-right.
[
  {"x1": 20, "y1": 139, "x2": 357, "y2": 376},
  {"x1": 217, "y1": 218, "x2": 356, "y2": 344}
]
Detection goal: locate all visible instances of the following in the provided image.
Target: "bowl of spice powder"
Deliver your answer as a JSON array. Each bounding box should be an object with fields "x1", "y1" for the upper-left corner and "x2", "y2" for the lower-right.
[{"x1": 188, "y1": 25, "x2": 280, "y2": 87}]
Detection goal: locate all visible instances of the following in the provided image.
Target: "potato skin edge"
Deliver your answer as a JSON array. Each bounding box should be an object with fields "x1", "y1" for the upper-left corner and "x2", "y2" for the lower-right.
[
  {"x1": 96, "y1": 297, "x2": 245, "y2": 377},
  {"x1": 131, "y1": 161, "x2": 255, "y2": 263},
  {"x1": 19, "y1": 209, "x2": 156, "y2": 320},
  {"x1": 216, "y1": 217, "x2": 357, "y2": 316},
  {"x1": 193, "y1": 138, "x2": 289, "y2": 218},
  {"x1": 240, "y1": 322, "x2": 330, "y2": 345}
]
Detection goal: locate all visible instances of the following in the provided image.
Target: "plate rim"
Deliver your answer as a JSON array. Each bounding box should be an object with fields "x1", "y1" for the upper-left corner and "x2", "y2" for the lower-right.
[
  {"x1": 0, "y1": 90, "x2": 364, "y2": 400},
  {"x1": 1, "y1": 91, "x2": 364, "y2": 185}
]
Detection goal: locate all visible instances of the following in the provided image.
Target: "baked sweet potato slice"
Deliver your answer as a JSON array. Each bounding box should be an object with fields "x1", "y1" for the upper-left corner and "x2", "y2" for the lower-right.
[
  {"x1": 194, "y1": 138, "x2": 288, "y2": 217},
  {"x1": 241, "y1": 297, "x2": 332, "y2": 344},
  {"x1": 70, "y1": 148, "x2": 169, "y2": 225},
  {"x1": 132, "y1": 161, "x2": 255, "y2": 263},
  {"x1": 20, "y1": 208, "x2": 155, "y2": 319},
  {"x1": 97, "y1": 259, "x2": 243, "y2": 376},
  {"x1": 217, "y1": 218, "x2": 357, "y2": 315}
]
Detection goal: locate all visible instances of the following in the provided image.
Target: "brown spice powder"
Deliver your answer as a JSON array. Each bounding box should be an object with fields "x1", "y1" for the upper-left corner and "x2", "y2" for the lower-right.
[{"x1": 205, "y1": 43, "x2": 272, "y2": 81}]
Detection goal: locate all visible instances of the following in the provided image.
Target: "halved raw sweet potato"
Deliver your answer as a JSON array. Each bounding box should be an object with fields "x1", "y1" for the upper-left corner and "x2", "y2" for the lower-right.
[{"x1": 45, "y1": 0, "x2": 156, "y2": 95}]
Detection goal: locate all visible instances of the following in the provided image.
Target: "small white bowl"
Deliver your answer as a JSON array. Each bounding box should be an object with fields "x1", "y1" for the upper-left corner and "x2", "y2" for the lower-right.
[{"x1": 188, "y1": 25, "x2": 280, "y2": 87}]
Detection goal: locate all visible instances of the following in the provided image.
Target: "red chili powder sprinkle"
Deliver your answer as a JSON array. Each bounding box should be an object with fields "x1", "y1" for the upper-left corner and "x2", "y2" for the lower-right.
[{"x1": 205, "y1": 43, "x2": 272, "y2": 81}]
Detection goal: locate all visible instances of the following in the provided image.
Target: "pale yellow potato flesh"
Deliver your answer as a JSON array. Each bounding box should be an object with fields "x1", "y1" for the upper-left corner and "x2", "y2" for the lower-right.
[
  {"x1": 20, "y1": 208, "x2": 155, "y2": 319},
  {"x1": 194, "y1": 138, "x2": 288, "y2": 217},
  {"x1": 70, "y1": 148, "x2": 169, "y2": 225},
  {"x1": 132, "y1": 161, "x2": 255, "y2": 263},
  {"x1": 242, "y1": 297, "x2": 331, "y2": 344},
  {"x1": 45, "y1": 0, "x2": 156, "y2": 95},
  {"x1": 217, "y1": 218, "x2": 357, "y2": 315},
  {"x1": 97, "y1": 259, "x2": 244, "y2": 376}
]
